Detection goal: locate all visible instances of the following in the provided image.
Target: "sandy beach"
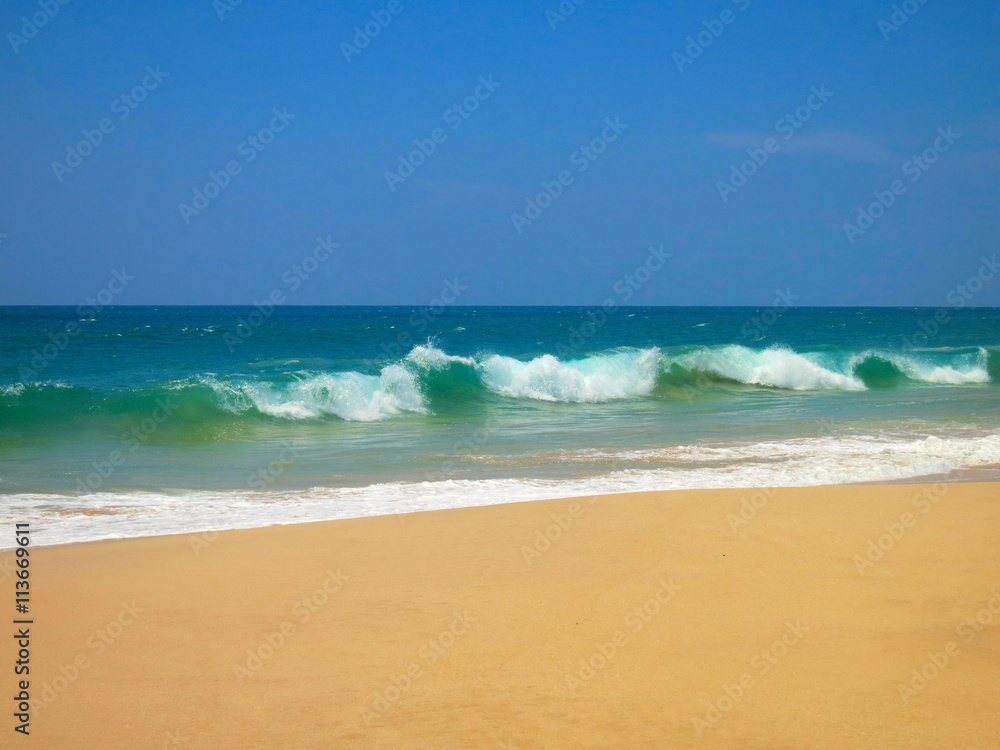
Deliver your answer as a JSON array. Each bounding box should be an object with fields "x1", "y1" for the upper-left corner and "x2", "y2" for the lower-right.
[{"x1": 4, "y1": 481, "x2": 999, "y2": 748}]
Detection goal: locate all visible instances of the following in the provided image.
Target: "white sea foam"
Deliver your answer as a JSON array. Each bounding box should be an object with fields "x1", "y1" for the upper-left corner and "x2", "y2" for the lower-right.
[
  {"x1": 5, "y1": 431, "x2": 999, "y2": 548},
  {"x1": 479, "y1": 348, "x2": 661, "y2": 402},
  {"x1": 204, "y1": 366, "x2": 427, "y2": 421},
  {"x1": 673, "y1": 345, "x2": 866, "y2": 390},
  {"x1": 857, "y1": 348, "x2": 991, "y2": 385},
  {"x1": 406, "y1": 344, "x2": 476, "y2": 369}
]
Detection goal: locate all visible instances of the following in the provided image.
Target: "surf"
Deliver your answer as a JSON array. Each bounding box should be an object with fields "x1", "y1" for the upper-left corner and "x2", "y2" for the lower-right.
[{"x1": 1, "y1": 343, "x2": 995, "y2": 428}]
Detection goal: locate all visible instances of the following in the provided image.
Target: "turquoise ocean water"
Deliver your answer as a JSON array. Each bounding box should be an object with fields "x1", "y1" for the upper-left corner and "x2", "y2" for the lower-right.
[{"x1": 2, "y1": 306, "x2": 998, "y2": 545}]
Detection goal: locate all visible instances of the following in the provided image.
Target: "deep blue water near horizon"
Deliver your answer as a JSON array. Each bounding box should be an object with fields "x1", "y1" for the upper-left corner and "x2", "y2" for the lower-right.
[{"x1": 1, "y1": 306, "x2": 998, "y2": 545}]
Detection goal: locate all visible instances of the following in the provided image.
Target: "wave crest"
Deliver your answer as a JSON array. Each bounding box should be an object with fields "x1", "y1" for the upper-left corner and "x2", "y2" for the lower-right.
[
  {"x1": 205, "y1": 366, "x2": 427, "y2": 421},
  {"x1": 1, "y1": 344, "x2": 994, "y2": 424},
  {"x1": 850, "y1": 349, "x2": 990, "y2": 387},
  {"x1": 479, "y1": 348, "x2": 662, "y2": 402},
  {"x1": 672, "y1": 345, "x2": 866, "y2": 391}
]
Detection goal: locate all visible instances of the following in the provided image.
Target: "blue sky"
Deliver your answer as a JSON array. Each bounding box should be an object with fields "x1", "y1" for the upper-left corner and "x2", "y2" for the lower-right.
[{"x1": 1, "y1": 0, "x2": 998, "y2": 306}]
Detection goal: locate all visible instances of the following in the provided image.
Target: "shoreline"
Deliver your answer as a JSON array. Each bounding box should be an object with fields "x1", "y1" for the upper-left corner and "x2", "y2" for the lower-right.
[
  {"x1": 6, "y1": 463, "x2": 1000, "y2": 551},
  {"x1": 3, "y1": 481, "x2": 999, "y2": 748}
]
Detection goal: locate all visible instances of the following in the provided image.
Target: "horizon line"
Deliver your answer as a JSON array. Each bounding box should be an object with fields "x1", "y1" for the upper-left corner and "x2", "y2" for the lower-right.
[{"x1": 2, "y1": 304, "x2": 999, "y2": 310}]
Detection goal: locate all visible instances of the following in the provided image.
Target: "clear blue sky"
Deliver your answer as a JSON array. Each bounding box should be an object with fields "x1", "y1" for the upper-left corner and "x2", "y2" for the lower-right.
[{"x1": 1, "y1": 0, "x2": 998, "y2": 306}]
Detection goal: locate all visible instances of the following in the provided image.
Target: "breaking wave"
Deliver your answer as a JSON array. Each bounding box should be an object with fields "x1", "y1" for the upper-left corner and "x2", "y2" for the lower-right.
[
  {"x1": 1, "y1": 344, "x2": 995, "y2": 423},
  {"x1": 203, "y1": 366, "x2": 427, "y2": 421}
]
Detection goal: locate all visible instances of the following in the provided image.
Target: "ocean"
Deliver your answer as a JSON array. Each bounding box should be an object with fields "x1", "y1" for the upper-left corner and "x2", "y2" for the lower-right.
[{"x1": 2, "y1": 305, "x2": 998, "y2": 546}]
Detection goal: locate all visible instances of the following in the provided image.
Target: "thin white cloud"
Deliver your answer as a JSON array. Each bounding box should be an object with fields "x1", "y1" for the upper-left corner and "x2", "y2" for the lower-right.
[
  {"x1": 783, "y1": 132, "x2": 891, "y2": 162},
  {"x1": 704, "y1": 131, "x2": 891, "y2": 163}
]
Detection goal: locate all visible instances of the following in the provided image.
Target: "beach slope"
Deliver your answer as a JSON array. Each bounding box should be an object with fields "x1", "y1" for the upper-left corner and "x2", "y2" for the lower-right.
[{"x1": 4, "y1": 482, "x2": 999, "y2": 748}]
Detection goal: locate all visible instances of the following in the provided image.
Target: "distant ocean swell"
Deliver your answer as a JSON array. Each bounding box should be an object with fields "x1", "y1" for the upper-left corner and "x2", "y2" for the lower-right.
[{"x1": 2, "y1": 343, "x2": 997, "y2": 425}]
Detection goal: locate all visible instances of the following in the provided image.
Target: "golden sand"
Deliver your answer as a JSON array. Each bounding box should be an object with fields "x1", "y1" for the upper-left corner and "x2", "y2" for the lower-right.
[{"x1": 3, "y1": 482, "x2": 999, "y2": 748}]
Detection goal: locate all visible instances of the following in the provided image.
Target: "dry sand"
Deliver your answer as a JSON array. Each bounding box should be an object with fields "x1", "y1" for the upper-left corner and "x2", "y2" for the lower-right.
[{"x1": 3, "y1": 482, "x2": 999, "y2": 748}]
